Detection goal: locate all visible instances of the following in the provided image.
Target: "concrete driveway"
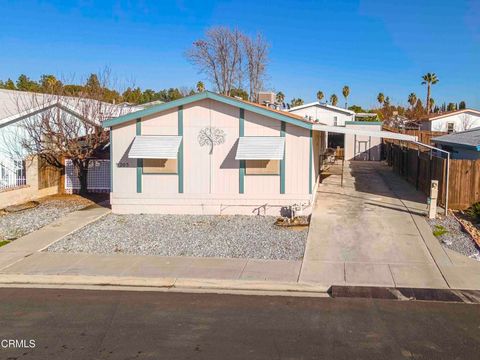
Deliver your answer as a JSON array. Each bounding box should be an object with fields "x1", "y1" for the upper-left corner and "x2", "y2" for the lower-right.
[{"x1": 300, "y1": 161, "x2": 480, "y2": 289}]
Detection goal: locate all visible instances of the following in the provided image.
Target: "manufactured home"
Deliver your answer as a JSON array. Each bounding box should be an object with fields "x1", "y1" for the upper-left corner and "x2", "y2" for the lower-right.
[
  {"x1": 104, "y1": 91, "x2": 326, "y2": 216},
  {"x1": 104, "y1": 91, "x2": 416, "y2": 216}
]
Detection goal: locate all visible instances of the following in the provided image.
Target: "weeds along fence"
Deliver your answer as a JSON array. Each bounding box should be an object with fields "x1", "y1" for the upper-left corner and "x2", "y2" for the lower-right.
[{"x1": 384, "y1": 141, "x2": 480, "y2": 210}]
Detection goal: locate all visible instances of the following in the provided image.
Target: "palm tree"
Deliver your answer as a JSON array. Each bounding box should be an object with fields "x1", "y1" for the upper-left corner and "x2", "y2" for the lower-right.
[
  {"x1": 429, "y1": 98, "x2": 435, "y2": 113},
  {"x1": 421, "y1": 73, "x2": 439, "y2": 114},
  {"x1": 330, "y1": 94, "x2": 338, "y2": 106},
  {"x1": 408, "y1": 93, "x2": 417, "y2": 109},
  {"x1": 316, "y1": 91, "x2": 324, "y2": 102},
  {"x1": 342, "y1": 85, "x2": 350, "y2": 108},
  {"x1": 196, "y1": 81, "x2": 205, "y2": 92},
  {"x1": 276, "y1": 91, "x2": 285, "y2": 103},
  {"x1": 377, "y1": 92, "x2": 385, "y2": 107},
  {"x1": 290, "y1": 98, "x2": 304, "y2": 107}
]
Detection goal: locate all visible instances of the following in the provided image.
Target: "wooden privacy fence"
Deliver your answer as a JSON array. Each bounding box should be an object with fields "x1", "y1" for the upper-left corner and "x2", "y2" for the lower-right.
[
  {"x1": 384, "y1": 142, "x2": 447, "y2": 206},
  {"x1": 384, "y1": 142, "x2": 480, "y2": 210},
  {"x1": 38, "y1": 158, "x2": 62, "y2": 190},
  {"x1": 448, "y1": 159, "x2": 480, "y2": 209}
]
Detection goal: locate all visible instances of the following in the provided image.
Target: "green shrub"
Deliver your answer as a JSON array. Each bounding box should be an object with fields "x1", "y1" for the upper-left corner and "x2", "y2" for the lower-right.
[
  {"x1": 433, "y1": 225, "x2": 448, "y2": 237},
  {"x1": 466, "y1": 202, "x2": 480, "y2": 220},
  {"x1": 0, "y1": 240, "x2": 10, "y2": 248}
]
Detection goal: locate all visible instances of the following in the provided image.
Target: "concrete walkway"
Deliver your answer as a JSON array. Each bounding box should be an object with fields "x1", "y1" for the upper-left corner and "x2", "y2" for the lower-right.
[
  {"x1": 300, "y1": 161, "x2": 480, "y2": 290},
  {"x1": 0, "y1": 204, "x2": 110, "y2": 270}
]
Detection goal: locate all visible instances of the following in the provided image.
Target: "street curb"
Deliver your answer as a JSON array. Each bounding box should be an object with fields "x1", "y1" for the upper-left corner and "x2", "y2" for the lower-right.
[{"x1": 0, "y1": 274, "x2": 330, "y2": 295}]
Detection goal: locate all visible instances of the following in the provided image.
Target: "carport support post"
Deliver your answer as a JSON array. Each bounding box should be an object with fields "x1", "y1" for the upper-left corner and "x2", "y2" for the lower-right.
[
  {"x1": 445, "y1": 152, "x2": 450, "y2": 215},
  {"x1": 280, "y1": 121, "x2": 286, "y2": 194},
  {"x1": 416, "y1": 145, "x2": 420, "y2": 190}
]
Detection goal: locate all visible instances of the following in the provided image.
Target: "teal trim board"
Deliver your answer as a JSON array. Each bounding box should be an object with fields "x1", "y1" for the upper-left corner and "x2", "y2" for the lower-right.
[
  {"x1": 178, "y1": 106, "x2": 184, "y2": 193},
  {"x1": 309, "y1": 129, "x2": 313, "y2": 194},
  {"x1": 109, "y1": 129, "x2": 113, "y2": 192},
  {"x1": 103, "y1": 91, "x2": 313, "y2": 130},
  {"x1": 239, "y1": 108, "x2": 245, "y2": 194},
  {"x1": 136, "y1": 119, "x2": 142, "y2": 193},
  {"x1": 280, "y1": 121, "x2": 286, "y2": 194}
]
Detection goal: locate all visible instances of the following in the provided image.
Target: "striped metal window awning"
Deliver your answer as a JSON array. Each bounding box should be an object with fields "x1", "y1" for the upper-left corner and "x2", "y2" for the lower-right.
[
  {"x1": 128, "y1": 136, "x2": 182, "y2": 159},
  {"x1": 235, "y1": 137, "x2": 285, "y2": 160}
]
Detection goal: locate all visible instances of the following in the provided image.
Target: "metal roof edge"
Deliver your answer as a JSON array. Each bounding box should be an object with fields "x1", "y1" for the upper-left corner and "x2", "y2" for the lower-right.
[
  {"x1": 345, "y1": 121, "x2": 383, "y2": 125},
  {"x1": 104, "y1": 91, "x2": 313, "y2": 130},
  {"x1": 431, "y1": 139, "x2": 480, "y2": 151}
]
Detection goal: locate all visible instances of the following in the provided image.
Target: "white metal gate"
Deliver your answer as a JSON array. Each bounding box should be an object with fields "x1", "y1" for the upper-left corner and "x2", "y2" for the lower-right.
[
  {"x1": 0, "y1": 158, "x2": 26, "y2": 191},
  {"x1": 65, "y1": 159, "x2": 110, "y2": 193}
]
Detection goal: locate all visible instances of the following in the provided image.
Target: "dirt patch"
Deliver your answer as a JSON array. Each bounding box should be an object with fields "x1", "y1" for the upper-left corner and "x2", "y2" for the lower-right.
[{"x1": 4, "y1": 201, "x2": 39, "y2": 213}]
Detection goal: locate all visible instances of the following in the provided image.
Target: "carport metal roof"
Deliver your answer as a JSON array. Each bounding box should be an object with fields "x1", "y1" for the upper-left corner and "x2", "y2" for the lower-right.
[{"x1": 312, "y1": 124, "x2": 418, "y2": 142}]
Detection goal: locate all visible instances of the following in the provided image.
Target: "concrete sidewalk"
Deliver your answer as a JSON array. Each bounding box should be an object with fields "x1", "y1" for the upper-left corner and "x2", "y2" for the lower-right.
[
  {"x1": 0, "y1": 252, "x2": 302, "y2": 282},
  {"x1": 300, "y1": 161, "x2": 480, "y2": 290}
]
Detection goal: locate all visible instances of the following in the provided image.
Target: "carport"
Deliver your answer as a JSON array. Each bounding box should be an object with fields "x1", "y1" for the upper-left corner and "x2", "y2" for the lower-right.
[{"x1": 312, "y1": 124, "x2": 451, "y2": 214}]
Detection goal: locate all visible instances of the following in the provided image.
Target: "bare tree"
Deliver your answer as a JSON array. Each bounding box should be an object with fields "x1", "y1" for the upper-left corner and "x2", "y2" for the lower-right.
[
  {"x1": 459, "y1": 114, "x2": 474, "y2": 131},
  {"x1": 187, "y1": 27, "x2": 269, "y2": 101},
  {"x1": 186, "y1": 27, "x2": 243, "y2": 96},
  {"x1": 242, "y1": 33, "x2": 269, "y2": 102},
  {"x1": 12, "y1": 70, "x2": 130, "y2": 195}
]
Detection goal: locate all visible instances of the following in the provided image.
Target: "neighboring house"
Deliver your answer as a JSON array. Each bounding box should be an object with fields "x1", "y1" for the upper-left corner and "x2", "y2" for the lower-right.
[
  {"x1": 0, "y1": 89, "x2": 138, "y2": 207},
  {"x1": 289, "y1": 102, "x2": 355, "y2": 126},
  {"x1": 432, "y1": 128, "x2": 480, "y2": 160},
  {"x1": 417, "y1": 109, "x2": 480, "y2": 133},
  {"x1": 104, "y1": 91, "x2": 415, "y2": 216},
  {"x1": 288, "y1": 102, "x2": 381, "y2": 160}
]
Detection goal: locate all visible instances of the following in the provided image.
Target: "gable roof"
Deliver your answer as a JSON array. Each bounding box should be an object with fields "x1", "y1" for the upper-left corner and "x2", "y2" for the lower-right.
[
  {"x1": 420, "y1": 108, "x2": 480, "y2": 122},
  {"x1": 288, "y1": 102, "x2": 355, "y2": 115},
  {"x1": 0, "y1": 88, "x2": 141, "y2": 128},
  {"x1": 0, "y1": 99, "x2": 86, "y2": 129},
  {"x1": 102, "y1": 91, "x2": 314, "y2": 129},
  {"x1": 432, "y1": 128, "x2": 480, "y2": 151}
]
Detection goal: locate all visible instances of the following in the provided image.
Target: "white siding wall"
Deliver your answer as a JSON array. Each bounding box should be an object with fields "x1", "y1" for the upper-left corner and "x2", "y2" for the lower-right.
[
  {"x1": 289, "y1": 105, "x2": 354, "y2": 126},
  {"x1": 420, "y1": 112, "x2": 480, "y2": 132},
  {"x1": 110, "y1": 99, "x2": 315, "y2": 215},
  {"x1": 111, "y1": 121, "x2": 137, "y2": 194},
  {"x1": 344, "y1": 123, "x2": 382, "y2": 161}
]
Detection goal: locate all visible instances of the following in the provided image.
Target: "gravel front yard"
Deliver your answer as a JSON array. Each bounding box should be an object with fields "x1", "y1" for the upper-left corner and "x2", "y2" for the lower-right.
[
  {"x1": 46, "y1": 214, "x2": 308, "y2": 260},
  {"x1": 428, "y1": 215, "x2": 480, "y2": 261},
  {"x1": 0, "y1": 195, "x2": 94, "y2": 241}
]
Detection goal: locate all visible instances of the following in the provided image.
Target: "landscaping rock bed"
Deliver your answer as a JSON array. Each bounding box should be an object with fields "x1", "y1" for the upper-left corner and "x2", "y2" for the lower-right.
[
  {"x1": 0, "y1": 195, "x2": 93, "y2": 241},
  {"x1": 428, "y1": 215, "x2": 480, "y2": 261},
  {"x1": 47, "y1": 214, "x2": 309, "y2": 260}
]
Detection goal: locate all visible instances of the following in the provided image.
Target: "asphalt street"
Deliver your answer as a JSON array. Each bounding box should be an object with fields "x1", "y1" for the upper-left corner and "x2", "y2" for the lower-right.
[{"x1": 0, "y1": 287, "x2": 479, "y2": 359}]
